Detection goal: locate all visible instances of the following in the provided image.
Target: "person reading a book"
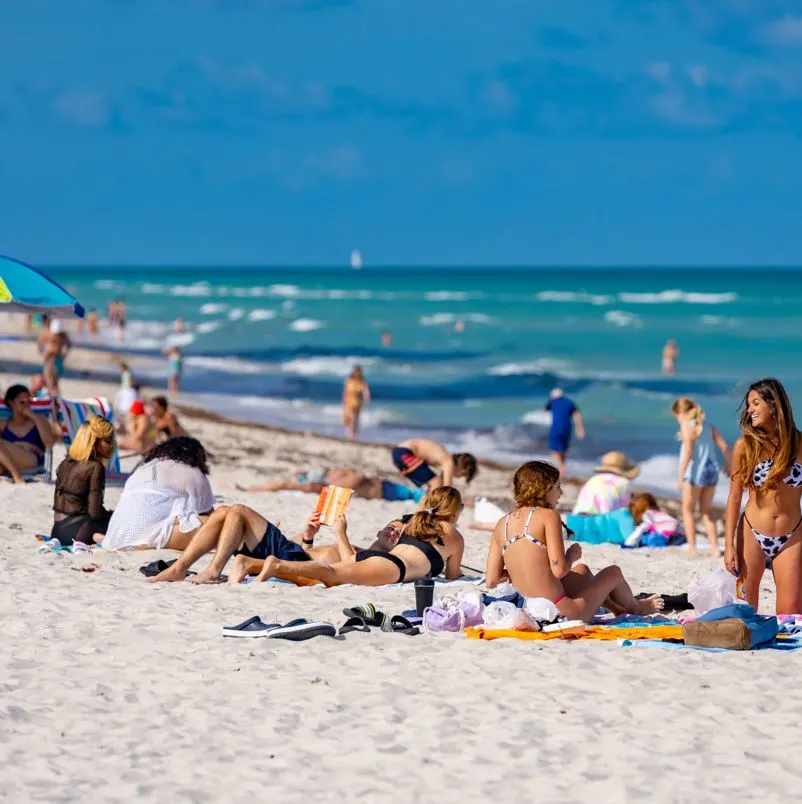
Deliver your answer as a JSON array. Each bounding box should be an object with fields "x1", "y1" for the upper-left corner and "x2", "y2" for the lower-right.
[
  {"x1": 391, "y1": 438, "x2": 477, "y2": 490},
  {"x1": 250, "y1": 486, "x2": 466, "y2": 586},
  {"x1": 246, "y1": 466, "x2": 426, "y2": 503}
]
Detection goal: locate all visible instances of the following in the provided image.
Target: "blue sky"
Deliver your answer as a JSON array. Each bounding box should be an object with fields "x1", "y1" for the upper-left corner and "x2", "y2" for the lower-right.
[{"x1": 2, "y1": 0, "x2": 801, "y2": 266}]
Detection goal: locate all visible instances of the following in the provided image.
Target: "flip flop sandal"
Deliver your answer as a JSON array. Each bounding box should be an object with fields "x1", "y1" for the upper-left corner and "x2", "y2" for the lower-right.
[
  {"x1": 388, "y1": 615, "x2": 421, "y2": 636},
  {"x1": 139, "y1": 559, "x2": 197, "y2": 579},
  {"x1": 342, "y1": 604, "x2": 388, "y2": 629},
  {"x1": 338, "y1": 617, "x2": 371, "y2": 635}
]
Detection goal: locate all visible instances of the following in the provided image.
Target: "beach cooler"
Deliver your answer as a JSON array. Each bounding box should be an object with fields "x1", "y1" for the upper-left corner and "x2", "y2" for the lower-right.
[
  {"x1": 0, "y1": 397, "x2": 55, "y2": 481},
  {"x1": 55, "y1": 396, "x2": 128, "y2": 484}
]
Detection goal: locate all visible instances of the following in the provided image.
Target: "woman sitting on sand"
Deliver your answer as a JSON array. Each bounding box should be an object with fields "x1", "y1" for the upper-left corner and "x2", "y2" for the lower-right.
[
  {"x1": 116, "y1": 399, "x2": 157, "y2": 454},
  {"x1": 51, "y1": 416, "x2": 116, "y2": 545},
  {"x1": 102, "y1": 437, "x2": 217, "y2": 550},
  {"x1": 0, "y1": 384, "x2": 58, "y2": 483},
  {"x1": 253, "y1": 486, "x2": 466, "y2": 586},
  {"x1": 485, "y1": 461, "x2": 663, "y2": 622},
  {"x1": 725, "y1": 378, "x2": 802, "y2": 614}
]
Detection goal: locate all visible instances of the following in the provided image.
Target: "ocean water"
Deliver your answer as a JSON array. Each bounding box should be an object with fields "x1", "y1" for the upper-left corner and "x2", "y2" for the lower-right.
[{"x1": 50, "y1": 267, "x2": 802, "y2": 498}]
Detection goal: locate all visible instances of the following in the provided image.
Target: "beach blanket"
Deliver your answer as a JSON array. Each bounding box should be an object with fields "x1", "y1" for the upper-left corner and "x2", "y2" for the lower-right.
[
  {"x1": 465, "y1": 624, "x2": 684, "y2": 641},
  {"x1": 618, "y1": 635, "x2": 802, "y2": 652}
]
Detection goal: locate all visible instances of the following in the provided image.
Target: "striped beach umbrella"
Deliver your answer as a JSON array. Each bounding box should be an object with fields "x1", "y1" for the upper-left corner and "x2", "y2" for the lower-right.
[{"x1": 0, "y1": 255, "x2": 84, "y2": 318}]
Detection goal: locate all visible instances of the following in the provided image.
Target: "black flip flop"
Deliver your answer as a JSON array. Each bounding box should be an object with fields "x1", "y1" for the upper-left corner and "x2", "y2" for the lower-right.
[
  {"x1": 339, "y1": 616, "x2": 371, "y2": 635},
  {"x1": 139, "y1": 559, "x2": 196, "y2": 579},
  {"x1": 342, "y1": 604, "x2": 388, "y2": 629},
  {"x1": 388, "y1": 615, "x2": 420, "y2": 636}
]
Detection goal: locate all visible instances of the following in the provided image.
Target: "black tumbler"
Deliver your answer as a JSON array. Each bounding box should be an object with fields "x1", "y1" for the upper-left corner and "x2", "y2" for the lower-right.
[{"x1": 414, "y1": 578, "x2": 435, "y2": 616}]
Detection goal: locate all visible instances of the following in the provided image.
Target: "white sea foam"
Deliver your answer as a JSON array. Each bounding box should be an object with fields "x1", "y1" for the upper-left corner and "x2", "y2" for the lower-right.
[
  {"x1": 195, "y1": 320, "x2": 222, "y2": 334},
  {"x1": 289, "y1": 318, "x2": 324, "y2": 332},
  {"x1": 140, "y1": 283, "x2": 168, "y2": 294},
  {"x1": 419, "y1": 312, "x2": 496, "y2": 326},
  {"x1": 281, "y1": 356, "x2": 378, "y2": 377},
  {"x1": 200, "y1": 303, "x2": 227, "y2": 315},
  {"x1": 228, "y1": 308, "x2": 245, "y2": 321},
  {"x1": 268, "y1": 284, "x2": 302, "y2": 297},
  {"x1": 536, "y1": 291, "x2": 614, "y2": 305},
  {"x1": 248, "y1": 309, "x2": 276, "y2": 322},
  {"x1": 170, "y1": 282, "x2": 213, "y2": 297},
  {"x1": 424, "y1": 291, "x2": 483, "y2": 301},
  {"x1": 617, "y1": 290, "x2": 737, "y2": 305},
  {"x1": 604, "y1": 310, "x2": 643, "y2": 328},
  {"x1": 186, "y1": 356, "x2": 265, "y2": 375},
  {"x1": 488, "y1": 358, "x2": 576, "y2": 377},
  {"x1": 520, "y1": 409, "x2": 551, "y2": 426},
  {"x1": 93, "y1": 279, "x2": 123, "y2": 291}
]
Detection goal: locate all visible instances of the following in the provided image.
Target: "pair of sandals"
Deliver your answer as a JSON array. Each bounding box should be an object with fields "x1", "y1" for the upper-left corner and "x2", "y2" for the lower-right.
[{"x1": 340, "y1": 603, "x2": 420, "y2": 636}]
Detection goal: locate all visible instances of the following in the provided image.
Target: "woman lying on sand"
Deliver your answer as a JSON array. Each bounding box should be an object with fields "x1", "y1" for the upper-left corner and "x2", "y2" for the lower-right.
[
  {"x1": 103, "y1": 437, "x2": 216, "y2": 550},
  {"x1": 253, "y1": 486, "x2": 466, "y2": 586},
  {"x1": 485, "y1": 461, "x2": 663, "y2": 622},
  {"x1": 0, "y1": 384, "x2": 58, "y2": 483},
  {"x1": 725, "y1": 378, "x2": 802, "y2": 614},
  {"x1": 150, "y1": 505, "x2": 406, "y2": 584},
  {"x1": 246, "y1": 466, "x2": 425, "y2": 503}
]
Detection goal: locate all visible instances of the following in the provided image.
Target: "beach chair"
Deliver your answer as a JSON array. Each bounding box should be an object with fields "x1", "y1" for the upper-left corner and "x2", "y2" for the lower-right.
[
  {"x1": 0, "y1": 397, "x2": 55, "y2": 481},
  {"x1": 55, "y1": 396, "x2": 129, "y2": 485}
]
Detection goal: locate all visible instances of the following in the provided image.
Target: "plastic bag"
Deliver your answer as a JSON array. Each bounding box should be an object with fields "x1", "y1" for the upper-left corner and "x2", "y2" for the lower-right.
[
  {"x1": 522, "y1": 597, "x2": 559, "y2": 623},
  {"x1": 688, "y1": 570, "x2": 741, "y2": 615},
  {"x1": 482, "y1": 600, "x2": 542, "y2": 631},
  {"x1": 474, "y1": 496, "x2": 506, "y2": 525}
]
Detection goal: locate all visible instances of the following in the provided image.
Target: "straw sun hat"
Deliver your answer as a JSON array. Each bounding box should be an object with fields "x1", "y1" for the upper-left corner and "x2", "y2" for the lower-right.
[{"x1": 593, "y1": 451, "x2": 640, "y2": 479}]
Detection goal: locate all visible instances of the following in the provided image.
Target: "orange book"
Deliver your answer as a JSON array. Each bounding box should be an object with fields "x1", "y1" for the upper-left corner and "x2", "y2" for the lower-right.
[{"x1": 314, "y1": 486, "x2": 353, "y2": 526}]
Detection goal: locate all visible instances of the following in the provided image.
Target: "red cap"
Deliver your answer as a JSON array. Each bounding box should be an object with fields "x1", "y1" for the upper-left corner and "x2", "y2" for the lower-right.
[{"x1": 129, "y1": 400, "x2": 146, "y2": 416}]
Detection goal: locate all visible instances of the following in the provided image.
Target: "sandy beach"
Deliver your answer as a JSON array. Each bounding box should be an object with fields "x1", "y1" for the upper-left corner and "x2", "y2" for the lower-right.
[{"x1": 1, "y1": 352, "x2": 799, "y2": 803}]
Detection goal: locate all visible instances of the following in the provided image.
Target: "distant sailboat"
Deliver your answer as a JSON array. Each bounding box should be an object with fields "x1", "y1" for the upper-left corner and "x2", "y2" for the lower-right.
[{"x1": 350, "y1": 250, "x2": 363, "y2": 270}]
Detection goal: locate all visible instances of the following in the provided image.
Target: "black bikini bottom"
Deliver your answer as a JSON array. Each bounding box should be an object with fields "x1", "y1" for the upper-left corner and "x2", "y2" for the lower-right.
[
  {"x1": 51, "y1": 513, "x2": 111, "y2": 546},
  {"x1": 354, "y1": 549, "x2": 406, "y2": 583}
]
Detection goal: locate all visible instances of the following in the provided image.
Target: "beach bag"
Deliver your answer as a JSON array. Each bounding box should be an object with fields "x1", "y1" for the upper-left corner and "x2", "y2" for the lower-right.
[
  {"x1": 423, "y1": 589, "x2": 484, "y2": 632},
  {"x1": 682, "y1": 604, "x2": 778, "y2": 650}
]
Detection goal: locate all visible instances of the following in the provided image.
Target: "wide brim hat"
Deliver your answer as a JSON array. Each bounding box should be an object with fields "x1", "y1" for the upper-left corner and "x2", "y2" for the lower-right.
[{"x1": 593, "y1": 450, "x2": 640, "y2": 479}]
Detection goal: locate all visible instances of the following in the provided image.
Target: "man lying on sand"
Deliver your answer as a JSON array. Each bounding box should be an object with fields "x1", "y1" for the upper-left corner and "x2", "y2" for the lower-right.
[
  {"x1": 391, "y1": 438, "x2": 477, "y2": 491},
  {"x1": 149, "y1": 504, "x2": 404, "y2": 585},
  {"x1": 246, "y1": 466, "x2": 425, "y2": 503}
]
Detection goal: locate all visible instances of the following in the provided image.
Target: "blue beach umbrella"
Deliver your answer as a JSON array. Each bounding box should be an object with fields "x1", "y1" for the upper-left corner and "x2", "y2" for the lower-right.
[{"x1": 0, "y1": 255, "x2": 84, "y2": 318}]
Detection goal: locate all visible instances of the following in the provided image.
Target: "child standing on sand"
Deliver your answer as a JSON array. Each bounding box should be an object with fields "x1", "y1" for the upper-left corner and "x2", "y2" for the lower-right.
[{"x1": 166, "y1": 347, "x2": 183, "y2": 393}]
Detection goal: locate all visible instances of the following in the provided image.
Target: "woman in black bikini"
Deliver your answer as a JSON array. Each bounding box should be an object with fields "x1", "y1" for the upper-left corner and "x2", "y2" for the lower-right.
[
  {"x1": 725, "y1": 378, "x2": 802, "y2": 614},
  {"x1": 254, "y1": 486, "x2": 466, "y2": 585},
  {"x1": 0, "y1": 384, "x2": 57, "y2": 483}
]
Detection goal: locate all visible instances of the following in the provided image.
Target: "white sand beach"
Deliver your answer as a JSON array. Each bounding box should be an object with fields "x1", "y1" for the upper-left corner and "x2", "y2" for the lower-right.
[{"x1": 1, "y1": 363, "x2": 799, "y2": 803}]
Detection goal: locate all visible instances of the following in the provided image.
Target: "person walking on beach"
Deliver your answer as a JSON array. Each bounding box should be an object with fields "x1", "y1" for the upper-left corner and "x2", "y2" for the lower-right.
[
  {"x1": 725, "y1": 378, "x2": 802, "y2": 614},
  {"x1": 672, "y1": 397, "x2": 730, "y2": 556},
  {"x1": 342, "y1": 365, "x2": 371, "y2": 440},
  {"x1": 545, "y1": 388, "x2": 584, "y2": 475},
  {"x1": 36, "y1": 318, "x2": 71, "y2": 394},
  {"x1": 662, "y1": 339, "x2": 678, "y2": 374}
]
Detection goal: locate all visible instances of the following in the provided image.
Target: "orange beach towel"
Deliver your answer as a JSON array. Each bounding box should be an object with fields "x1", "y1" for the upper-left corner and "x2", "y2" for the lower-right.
[{"x1": 465, "y1": 625, "x2": 684, "y2": 642}]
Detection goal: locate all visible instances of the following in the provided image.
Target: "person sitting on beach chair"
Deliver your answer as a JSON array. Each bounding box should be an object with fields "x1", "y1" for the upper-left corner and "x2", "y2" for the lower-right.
[
  {"x1": 246, "y1": 466, "x2": 425, "y2": 503},
  {"x1": 391, "y1": 438, "x2": 477, "y2": 491},
  {"x1": 252, "y1": 486, "x2": 466, "y2": 587},
  {"x1": 149, "y1": 504, "x2": 407, "y2": 584},
  {"x1": 0, "y1": 385, "x2": 58, "y2": 483}
]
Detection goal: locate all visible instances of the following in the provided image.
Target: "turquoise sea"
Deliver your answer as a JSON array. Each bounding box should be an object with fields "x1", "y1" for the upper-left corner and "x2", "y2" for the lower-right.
[{"x1": 40, "y1": 267, "x2": 802, "y2": 496}]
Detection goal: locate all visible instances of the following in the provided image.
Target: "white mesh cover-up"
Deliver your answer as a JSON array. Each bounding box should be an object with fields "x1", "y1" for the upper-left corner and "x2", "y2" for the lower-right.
[{"x1": 104, "y1": 459, "x2": 215, "y2": 550}]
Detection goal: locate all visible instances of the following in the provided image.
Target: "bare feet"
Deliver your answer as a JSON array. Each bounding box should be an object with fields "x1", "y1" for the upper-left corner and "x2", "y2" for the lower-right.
[
  {"x1": 148, "y1": 564, "x2": 188, "y2": 583},
  {"x1": 189, "y1": 567, "x2": 223, "y2": 585},
  {"x1": 255, "y1": 556, "x2": 279, "y2": 582},
  {"x1": 634, "y1": 594, "x2": 664, "y2": 615},
  {"x1": 11, "y1": 473, "x2": 24, "y2": 484},
  {"x1": 228, "y1": 554, "x2": 254, "y2": 585}
]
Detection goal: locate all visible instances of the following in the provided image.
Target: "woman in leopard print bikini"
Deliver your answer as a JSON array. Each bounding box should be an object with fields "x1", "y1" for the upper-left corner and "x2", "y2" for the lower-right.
[{"x1": 725, "y1": 378, "x2": 802, "y2": 614}]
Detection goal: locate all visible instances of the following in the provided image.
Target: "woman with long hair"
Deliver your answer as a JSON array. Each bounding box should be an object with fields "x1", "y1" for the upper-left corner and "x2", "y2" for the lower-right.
[
  {"x1": 671, "y1": 396, "x2": 730, "y2": 556},
  {"x1": 485, "y1": 460, "x2": 663, "y2": 622},
  {"x1": 253, "y1": 486, "x2": 466, "y2": 585},
  {"x1": 51, "y1": 416, "x2": 116, "y2": 545},
  {"x1": 725, "y1": 378, "x2": 802, "y2": 614}
]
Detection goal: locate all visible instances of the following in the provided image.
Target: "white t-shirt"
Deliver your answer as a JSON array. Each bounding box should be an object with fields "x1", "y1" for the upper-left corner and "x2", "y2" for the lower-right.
[{"x1": 104, "y1": 459, "x2": 215, "y2": 549}]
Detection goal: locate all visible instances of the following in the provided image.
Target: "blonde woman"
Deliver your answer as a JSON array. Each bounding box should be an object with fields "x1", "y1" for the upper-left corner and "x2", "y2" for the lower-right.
[
  {"x1": 51, "y1": 416, "x2": 116, "y2": 545},
  {"x1": 254, "y1": 486, "x2": 466, "y2": 585},
  {"x1": 342, "y1": 365, "x2": 371, "y2": 441},
  {"x1": 672, "y1": 397, "x2": 730, "y2": 556}
]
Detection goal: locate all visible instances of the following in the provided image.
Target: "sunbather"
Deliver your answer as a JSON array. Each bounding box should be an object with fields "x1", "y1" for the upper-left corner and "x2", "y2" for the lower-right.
[
  {"x1": 149, "y1": 504, "x2": 405, "y2": 584},
  {"x1": 485, "y1": 461, "x2": 663, "y2": 622},
  {"x1": 0, "y1": 384, "x2": 58, "y2": 483},
  {"x1": 252, "y1": 486, "x2": 466, "y2": 586},
  {"x1": 116, "y1": 399, "x2": 157, "y2": 454},
  {"x1": 246, "y1": 466, "x2": 424, "y2": 502}
]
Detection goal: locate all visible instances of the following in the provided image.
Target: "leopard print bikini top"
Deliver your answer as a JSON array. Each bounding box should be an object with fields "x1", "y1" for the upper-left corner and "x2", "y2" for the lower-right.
[{"x1": 753, "y1": 459, "x2": 802, "y2": 488}]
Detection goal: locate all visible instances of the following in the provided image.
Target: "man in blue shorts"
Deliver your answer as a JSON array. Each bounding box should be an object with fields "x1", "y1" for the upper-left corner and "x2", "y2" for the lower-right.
[{"x1": 545, "y1": 388, "x2": 585, "y2": 476}]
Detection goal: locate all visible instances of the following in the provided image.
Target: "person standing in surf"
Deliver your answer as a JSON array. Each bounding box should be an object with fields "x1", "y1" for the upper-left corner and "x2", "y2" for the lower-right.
[
  {"x1": 545, "y1": 388, "x2": 584, "y2": 476},
  {"x1": 342, "y1": 366, "x2": 371, "y2": 441}
]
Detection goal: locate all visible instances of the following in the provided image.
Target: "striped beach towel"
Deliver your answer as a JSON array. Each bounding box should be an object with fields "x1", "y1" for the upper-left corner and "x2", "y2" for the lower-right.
[{"x1": 55, "y1": 396, "x2": 127, "y2": 482}]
